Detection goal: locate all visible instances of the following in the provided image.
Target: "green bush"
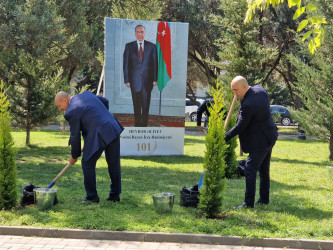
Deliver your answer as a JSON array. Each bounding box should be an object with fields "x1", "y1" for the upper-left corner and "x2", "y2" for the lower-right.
[
  {"x1": 0, "y1": 80, "x2": 17, "y2": 209},
  {"x1": 198, "y1": 79, "x2": 228, "y2": 218}
]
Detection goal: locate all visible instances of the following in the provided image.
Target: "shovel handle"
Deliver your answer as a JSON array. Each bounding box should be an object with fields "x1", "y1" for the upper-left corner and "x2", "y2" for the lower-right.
[
  {"x1": 224, "y1": 95, "x2": 237, "y2": 131},
  {"x1": 47, "y1": 163, "x2": 73, "y2": 188}
]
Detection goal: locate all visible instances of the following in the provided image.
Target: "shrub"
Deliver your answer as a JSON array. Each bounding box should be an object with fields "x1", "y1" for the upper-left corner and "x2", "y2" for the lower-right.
[
  {"x1": 0, "y1": 80, "x2": 17, "y2": 209},
  {"x1": 198, "y1": 79, "x2": 228, "y2": 218}
]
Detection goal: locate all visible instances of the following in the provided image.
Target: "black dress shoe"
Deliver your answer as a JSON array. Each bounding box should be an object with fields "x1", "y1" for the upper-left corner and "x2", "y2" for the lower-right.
[
  {"x1": 105, "y1": 195, "x2": 120, "y2": 202},
  {"x1": 255, "y1": 200, "x2": 269, "y2": 205},
  {"x1": 233, "y1": 202, "x2": 253, "y2": 209},
  {"x1": 80, "y1": 197, "x2": 100, "y2": 204}
]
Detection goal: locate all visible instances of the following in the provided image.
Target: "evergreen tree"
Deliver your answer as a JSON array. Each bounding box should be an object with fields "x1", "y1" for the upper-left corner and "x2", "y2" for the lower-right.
[
  {"x1": 198, "y1": 79, "x2": 228, "y2": 218},
  {"x1": 0, "y1": 80, "x2": 17, "y2": 210},
  {"x1": 288, "y1": 0, "x2": 333, "y2": 160},
  {"x1": 0, "y1": 0, "x2": 67, "y2": 145},
  {"x1": 214, "y1": 0, "x2": 273, "y2": 85}
]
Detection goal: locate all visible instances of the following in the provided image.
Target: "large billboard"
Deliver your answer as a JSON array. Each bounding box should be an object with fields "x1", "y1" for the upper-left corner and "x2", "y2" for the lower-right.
[{"x1": 104, "y1": 18, "x2": 189, "y2": 155}]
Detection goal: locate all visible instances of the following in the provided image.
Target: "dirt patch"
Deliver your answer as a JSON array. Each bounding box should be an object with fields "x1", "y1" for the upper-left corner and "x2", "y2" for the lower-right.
[{"x1": 50, "y1": 158, "x2": 63, "y2": 163}]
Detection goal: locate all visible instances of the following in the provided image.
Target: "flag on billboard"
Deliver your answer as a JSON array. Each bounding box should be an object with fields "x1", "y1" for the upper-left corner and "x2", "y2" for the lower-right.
[{"x1": 156, "y1": 21, "x2": 172, "y2": 92}]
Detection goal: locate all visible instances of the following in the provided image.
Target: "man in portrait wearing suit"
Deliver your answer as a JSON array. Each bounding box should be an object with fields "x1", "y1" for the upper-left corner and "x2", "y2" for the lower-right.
[
  {"x1": 225, "y1": 76, "x2": 278, "y2": 209},
  {"x1": 123, "y1": 24, "x2": 158, "y2": 127},
  {"x1": 54, "y1": 91, "x2": 124, "y2": 203}
]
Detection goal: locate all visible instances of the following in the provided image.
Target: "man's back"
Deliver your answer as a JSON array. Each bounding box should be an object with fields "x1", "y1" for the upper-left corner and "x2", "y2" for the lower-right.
[
  {"x1": 65, "y1": 91, "x2": 123, "y2": 160},
  {"x1": 226, "y1": 85, "x2": 277, "y2": 153},
  {"x1": 239, "y1": 85, "x2": 277, "y2": 152}
]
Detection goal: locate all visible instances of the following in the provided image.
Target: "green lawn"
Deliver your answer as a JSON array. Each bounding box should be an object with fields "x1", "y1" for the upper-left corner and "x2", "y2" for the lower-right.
[{"x1": 1, "y1": 130, "x2": 332, "y2": 240}]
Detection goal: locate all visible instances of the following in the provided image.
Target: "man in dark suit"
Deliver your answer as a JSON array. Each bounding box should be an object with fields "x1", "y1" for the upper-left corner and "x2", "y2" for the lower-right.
[
  {"x1": 197, "y1": 98, "x2": 213, "y2": 132},
  {"x1": 123, "y1": 24, "x2": 158, "y2": 127},
  {"x1": 197, "y1": 99, "x2": 225, "y2": 132},
  {"x1": 225, "y1": 76, "x2": 278, "y2": 209},
  {"x1": 54, "y1": 91, "x2": 124, "y2": 203}
]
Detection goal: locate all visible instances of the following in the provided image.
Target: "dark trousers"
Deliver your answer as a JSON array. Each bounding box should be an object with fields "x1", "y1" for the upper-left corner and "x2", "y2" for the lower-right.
[
  {"x1": 81, "y1": 137, "x2": 121, "y2": 199},
  {"x1": 132, "y1": 89, "x2": 151, "y2": 127},
  {"x1": 244, "y1": 145, "x2": 273, "y2": 207}
]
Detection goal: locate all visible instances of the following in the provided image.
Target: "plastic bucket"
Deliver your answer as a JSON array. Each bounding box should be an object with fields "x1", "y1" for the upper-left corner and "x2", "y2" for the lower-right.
[
  {"x1": 33, "y1": 188, "x2": 57, "y2": 210},
  {"x1": 152, "y1": 192, "x2": 175, "y2": 213}
]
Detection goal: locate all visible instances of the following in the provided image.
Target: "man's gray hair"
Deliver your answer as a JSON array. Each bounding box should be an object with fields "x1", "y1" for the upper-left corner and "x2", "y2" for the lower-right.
[
  {"x1": 135, "y1": 24, "x2": 146, "y2": 32},
  {"x1": 55, "y1": 91, "x2": 70, "y2": 100}
]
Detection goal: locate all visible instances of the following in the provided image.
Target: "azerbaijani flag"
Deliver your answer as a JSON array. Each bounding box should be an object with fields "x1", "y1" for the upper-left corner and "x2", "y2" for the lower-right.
[{"x1": 156, "y1": 21, "x2": 172, "y2": 92}]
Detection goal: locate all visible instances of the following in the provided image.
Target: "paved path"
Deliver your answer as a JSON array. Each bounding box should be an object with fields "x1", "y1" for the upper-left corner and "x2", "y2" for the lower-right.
[{"x1": 0, "y1": 235, "x2": 305, "y2": 250}]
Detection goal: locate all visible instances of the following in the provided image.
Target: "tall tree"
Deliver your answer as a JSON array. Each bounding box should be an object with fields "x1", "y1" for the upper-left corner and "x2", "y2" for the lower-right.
[
  {"x1": 0, "y1": 0, "x2": 67, "y2": 145},
  {"x1": 289, "y1": 0, "x2": 333, "y2": 160},
  {"x1": 214, "y1": 0, "x2": 274, "y2": 85}
]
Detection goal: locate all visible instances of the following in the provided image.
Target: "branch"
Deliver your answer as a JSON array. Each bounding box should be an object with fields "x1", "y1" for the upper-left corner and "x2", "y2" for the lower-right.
[
  {"x1": 261, "y1": 45, "x2": 285, "y2": 85},
  {"x1": 273, "y1": 67, "x2": 294, "y2": 102}
]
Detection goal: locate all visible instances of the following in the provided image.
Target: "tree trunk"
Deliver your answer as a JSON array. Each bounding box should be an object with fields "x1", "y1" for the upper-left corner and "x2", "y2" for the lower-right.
[
  {"x1": 26, "y1": 127, "x2": 30, "y2": 146},
  {"x1": 329, "y1": 136, "x2": 333, "y2": 161},
  {"x1": 61, "y1": 122, "x2": 66, "y2": 135}
]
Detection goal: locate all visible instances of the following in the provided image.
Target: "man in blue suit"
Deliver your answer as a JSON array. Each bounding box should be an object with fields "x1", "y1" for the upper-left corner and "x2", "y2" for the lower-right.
[
  {"x1": 225, "y1": 76, "x2": 278, "y2": 209},
  {"x1": 55, "y1": 91, "x2": 124, "y2": 203},
  {"x1": 123, "y1": 24, "x2": 158, "y2": 127}
]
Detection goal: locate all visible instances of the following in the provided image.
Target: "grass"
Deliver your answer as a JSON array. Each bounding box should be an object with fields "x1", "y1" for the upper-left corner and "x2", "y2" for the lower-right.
[
  {"x1": 185, "y1": 121, "x2": 198, "y2": 129},
  {"x1": 0, "y1": 130, "x2": 332, "y2": 240}
]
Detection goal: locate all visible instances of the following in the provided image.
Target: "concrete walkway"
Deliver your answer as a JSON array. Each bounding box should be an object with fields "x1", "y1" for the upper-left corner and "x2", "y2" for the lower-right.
[
  {"x1": 1, "y1": 227, "x2": 332, "y2": 250},
  {"x1": 0, "y1": 235, "x2": 310, "y2": 250}
]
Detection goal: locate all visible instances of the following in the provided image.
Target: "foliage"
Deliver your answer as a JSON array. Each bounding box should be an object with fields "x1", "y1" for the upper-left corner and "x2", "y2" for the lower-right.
[
  {"x1": 198, "y1": 79, "x2": 228, "y2": 218},
  {"x1": 0, "y1": 0, "x2": 68, "y2": 145},
  {"x1": 288, "y1": 4, "x2": 333, "y2": 160},
  {"x1": 0, "y1": 80, "x2": 17, "y2": 210},
  {"x1": 214, "y1": 0, "x2": 274, "y2": 86},
  {"x1": 267, "y1": 83, "x2": 293, "y2": 106},
  {"x1": 245, "y1": 0, "x2": 327, "y2": 53},
  {"x1": 8, "y1": 62, "x2": 67, "y2": 145}
]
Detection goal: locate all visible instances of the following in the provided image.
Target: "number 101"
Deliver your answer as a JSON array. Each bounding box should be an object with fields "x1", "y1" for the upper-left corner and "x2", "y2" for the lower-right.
[{"x1": 137, "y1": 143, "x2": 151, "y2": 152}]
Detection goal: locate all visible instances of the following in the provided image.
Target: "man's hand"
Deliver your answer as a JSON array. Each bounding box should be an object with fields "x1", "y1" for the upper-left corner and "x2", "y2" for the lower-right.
[
  {"x1": 198, "y1": 126, "x2": 206, "y2": 132},
  {"x1": 153, "y1": 81, "x2": 157, "y2": 87},
  {"x1": 69, "y1": 156, "x2": 78, "y2": 165},
  {"x1": 125, "y1": 83, "x2": 130, "y2": 88}
]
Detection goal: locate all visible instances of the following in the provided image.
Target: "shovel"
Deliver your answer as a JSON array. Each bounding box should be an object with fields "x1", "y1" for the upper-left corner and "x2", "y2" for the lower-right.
[
  {"x1": 47, "y1": 162, "x2": 73, "y2": 188},
  {"x1": 20, "y1": 162, "x2": 73, "y2": 207},
  {"x1": 224, "y1": 95, "x2": 237, "y2": 130}
]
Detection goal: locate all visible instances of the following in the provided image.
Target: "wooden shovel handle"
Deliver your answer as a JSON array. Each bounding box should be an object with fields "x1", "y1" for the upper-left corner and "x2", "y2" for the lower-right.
[
  {"x1": 224, "y1": 95, "x2": 237, "y2": 131},
  {"x1": 53, "y1": 162, "x2": 73, "y2": 183}
]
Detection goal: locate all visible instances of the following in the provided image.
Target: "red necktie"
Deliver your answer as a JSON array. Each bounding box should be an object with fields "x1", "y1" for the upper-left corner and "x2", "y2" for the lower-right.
[{"x1": 139, "y1": 43, "x2": 143, "y2": 61}]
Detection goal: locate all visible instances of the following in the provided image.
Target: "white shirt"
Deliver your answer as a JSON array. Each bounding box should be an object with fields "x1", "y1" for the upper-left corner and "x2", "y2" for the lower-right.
[{"x1": 137, "y1": 40, "x2": 144, "y2": 52}]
